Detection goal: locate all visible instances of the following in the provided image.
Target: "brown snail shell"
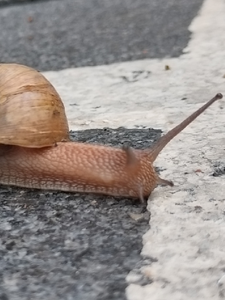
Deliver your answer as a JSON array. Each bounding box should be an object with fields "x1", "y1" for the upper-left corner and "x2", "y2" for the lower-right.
[{"x1": 0, "y1": 63, "x2": 69, "y2": 148}]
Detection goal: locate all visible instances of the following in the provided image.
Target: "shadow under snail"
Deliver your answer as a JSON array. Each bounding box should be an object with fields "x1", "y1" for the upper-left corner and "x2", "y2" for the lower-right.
[{"x1": 0, "y1": 63, "x2": 223, "y2": 201}]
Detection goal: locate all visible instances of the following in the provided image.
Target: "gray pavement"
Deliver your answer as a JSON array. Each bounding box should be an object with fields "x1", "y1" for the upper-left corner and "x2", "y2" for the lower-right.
[
  {"x1": 0, "y1": 1, "x2": 204, "y2": 300},
  {"x1": 0, "y1": 0, "x2": 203, "y2": 71}
]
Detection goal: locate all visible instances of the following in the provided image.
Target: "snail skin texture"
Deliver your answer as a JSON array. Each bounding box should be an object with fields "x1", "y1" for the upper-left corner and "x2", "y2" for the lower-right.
[{"x1": 0, "y1": 63, "x2": 223, "y2": 201}]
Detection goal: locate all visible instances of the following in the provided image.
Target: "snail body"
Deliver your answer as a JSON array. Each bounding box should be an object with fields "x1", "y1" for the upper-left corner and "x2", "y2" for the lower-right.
[
  {"x1": 0, "y1": 143, "x2": 159, "y2": 199},
  {"x1": 0, "y1": 63, "x2": 223, "y2": 200}
]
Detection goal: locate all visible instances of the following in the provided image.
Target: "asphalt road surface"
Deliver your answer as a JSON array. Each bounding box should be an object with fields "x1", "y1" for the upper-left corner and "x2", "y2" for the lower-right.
[
  {"x1": 0, "y1": 1, "x2": 204, "y2": 300},
  {"x1": 0, "y1": 0, "x2": 203, "y2": 70}
]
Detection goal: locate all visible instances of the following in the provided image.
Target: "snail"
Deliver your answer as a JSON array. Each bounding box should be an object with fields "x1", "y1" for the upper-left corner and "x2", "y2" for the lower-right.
[{"x1": 0, "y1": 63, "x2": 223, "y2": 201}]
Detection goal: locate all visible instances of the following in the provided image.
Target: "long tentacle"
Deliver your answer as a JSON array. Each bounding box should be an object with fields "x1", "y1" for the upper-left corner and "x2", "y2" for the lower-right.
[{"x1": 148, "y1": 93, "x2": 223, "y2": 162}]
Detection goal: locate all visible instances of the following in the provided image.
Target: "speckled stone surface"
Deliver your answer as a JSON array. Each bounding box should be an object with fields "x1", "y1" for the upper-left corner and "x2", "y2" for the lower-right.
[{"x1": 0, "y1": 0, "x2": 203, "y2": 71}]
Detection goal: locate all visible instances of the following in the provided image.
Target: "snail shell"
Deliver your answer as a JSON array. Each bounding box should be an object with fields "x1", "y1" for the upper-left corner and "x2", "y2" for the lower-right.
[{"x1": 0, "y1": 63, "x2": 69, "y2": 148}]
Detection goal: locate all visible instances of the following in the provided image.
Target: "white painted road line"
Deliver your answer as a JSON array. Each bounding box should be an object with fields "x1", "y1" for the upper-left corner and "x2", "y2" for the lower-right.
[{"x1": 43, "y1": 0, "x2": 225, "y2": 298}]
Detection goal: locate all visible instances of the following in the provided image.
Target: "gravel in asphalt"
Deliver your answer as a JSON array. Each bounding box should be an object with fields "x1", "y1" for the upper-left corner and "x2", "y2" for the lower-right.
[
  {"x1": 0, "y1": 127, "x2": 162, "y2": 300},
  {"x1": 0, "y1": 0, "x2": 203, "y2": 71}
]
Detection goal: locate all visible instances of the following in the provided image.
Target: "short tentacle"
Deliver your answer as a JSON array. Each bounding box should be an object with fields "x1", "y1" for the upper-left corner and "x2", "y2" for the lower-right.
[
  {"x1": 122, "y1": 144, "x2": 139, "y2": 166},
  {"x1": 157, "y1": 176, "x2": 174, "y2": 187}
]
